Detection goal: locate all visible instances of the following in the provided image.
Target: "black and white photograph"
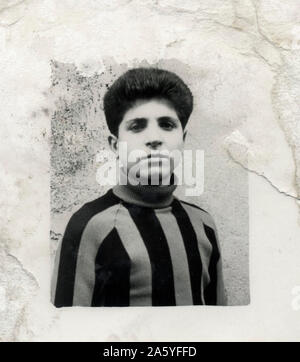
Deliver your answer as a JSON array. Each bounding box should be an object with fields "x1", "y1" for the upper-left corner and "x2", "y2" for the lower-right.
[
  {"x1": 0, "y1": 0, "x2": 299, "y2": 343},
  {"x1": 50, "y1": 64, "x2": 245, "y2": 307}
]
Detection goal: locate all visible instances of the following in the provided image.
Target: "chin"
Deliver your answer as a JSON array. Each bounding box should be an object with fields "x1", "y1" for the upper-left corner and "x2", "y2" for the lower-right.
[{"x1": 139, "y1": 167, "x2": 172, "y2": 186}]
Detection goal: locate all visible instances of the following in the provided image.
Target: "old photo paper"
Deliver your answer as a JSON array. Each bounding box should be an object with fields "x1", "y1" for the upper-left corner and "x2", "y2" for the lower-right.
[{"x1": 0, "y1": 0, "x2": 299, "y2": 341}]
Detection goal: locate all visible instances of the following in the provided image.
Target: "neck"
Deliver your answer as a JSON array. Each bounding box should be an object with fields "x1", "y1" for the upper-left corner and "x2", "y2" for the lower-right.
[{"x1": 112, "y1": 172, "x2": 177, "y2": 208}]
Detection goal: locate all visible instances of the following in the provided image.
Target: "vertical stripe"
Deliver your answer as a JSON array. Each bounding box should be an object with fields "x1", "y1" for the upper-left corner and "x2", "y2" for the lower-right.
[
  {"x1": 50, "y1": 239, "x2": 62, "y2": 304},
  {"x1": 203, "y1": 223, "x2": 220, "y2": 305},
  {"x1": 180, "y1": 203, "x2": 214, "y2": 305},
  {"x1": 216, "y1": 258, "x2": 227, "y2": 305},
  {"x1": 171, "y1": 200, "x2": 204, "y2": 305},
  {"x1": 125, "y1": 203, "x2": 176, "y2": 306},
  {"x1": 115, "y1": 205, "x2": 152, "y2": 306},
  {"x1": 72, "y1": 204, "x2": 119, "y2": 306},
  {"x1": 155, "y1": 210, "x2": 193, "y2": 305},
  {"x1": 92, "y1": 228, "x2": 131, "y2": 307},
  {"x1": 53, "y1": 190, "x2": 119, "y2": 307}
]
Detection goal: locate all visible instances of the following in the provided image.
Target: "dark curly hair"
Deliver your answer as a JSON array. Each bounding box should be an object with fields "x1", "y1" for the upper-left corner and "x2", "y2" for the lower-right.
[{"x1": 103, "y1": 67, "x2": 193, "y2": 136}]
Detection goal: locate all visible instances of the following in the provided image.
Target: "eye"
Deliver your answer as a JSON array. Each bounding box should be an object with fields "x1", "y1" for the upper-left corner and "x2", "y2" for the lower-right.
[
  {"x1": 128, "y1": 123, "x2": 142, "y2": 132},
  {"x1": 127, "y1": 119, "x2": 147, "y2": 133},
  {"x1": 159, "y1": 118, "x2": 178, "y2": 131}
]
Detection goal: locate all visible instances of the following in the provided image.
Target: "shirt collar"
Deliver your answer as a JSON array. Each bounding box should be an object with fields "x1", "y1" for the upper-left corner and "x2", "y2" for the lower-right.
[{"x1": 112, "y1": 181, "x2": 177, "y2": 209}]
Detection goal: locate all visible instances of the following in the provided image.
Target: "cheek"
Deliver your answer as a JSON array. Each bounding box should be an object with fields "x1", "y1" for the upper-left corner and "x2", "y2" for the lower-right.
[
  {"x1": 117, "y1": 133, "x2": 145, "y2": 168},
  {"x1": 122, "y1": 136, "x2": 144, "y2": 155},
  {"x1": 118, "y1": 131, "x2": 138, "y2": 149},
  {"x1": 167, "y1": 133, "x2": 184, "y2": 151}
]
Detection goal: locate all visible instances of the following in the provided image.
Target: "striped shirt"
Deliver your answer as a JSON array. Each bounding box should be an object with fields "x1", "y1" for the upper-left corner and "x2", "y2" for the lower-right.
[{"x1": 51, "y1": 185, "x2": 226, "y2": 307}]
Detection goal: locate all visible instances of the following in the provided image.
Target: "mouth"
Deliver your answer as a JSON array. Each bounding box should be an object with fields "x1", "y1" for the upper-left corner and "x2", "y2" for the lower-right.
[{"x1": 140, "y1": 153, "x2": 170, "y2": 162}]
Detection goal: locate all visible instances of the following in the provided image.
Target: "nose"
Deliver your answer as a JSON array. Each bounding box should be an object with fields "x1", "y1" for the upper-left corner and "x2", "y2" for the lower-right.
[
  {"x1": 145, "y1": 140, "x2": 163, "y2": 150},
  {"x1": 144, "y1": 121, "x2": 164, "y2": 150}
]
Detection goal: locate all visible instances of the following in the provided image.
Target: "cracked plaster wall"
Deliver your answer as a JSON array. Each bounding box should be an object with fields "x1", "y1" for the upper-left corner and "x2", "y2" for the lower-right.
[{"x1": 0, "y1": 0, "x2": 300, "y2": 341}]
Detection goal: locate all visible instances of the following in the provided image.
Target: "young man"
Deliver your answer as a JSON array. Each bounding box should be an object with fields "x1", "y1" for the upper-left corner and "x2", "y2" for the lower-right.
[{"x1": 51, "y1": 67, "x2": 227, "y2": 307}]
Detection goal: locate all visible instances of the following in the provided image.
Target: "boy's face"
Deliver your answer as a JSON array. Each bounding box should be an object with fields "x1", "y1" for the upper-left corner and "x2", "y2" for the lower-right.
[{"x1": 109, "y1": 98, "x2": 186, "y2": 185}]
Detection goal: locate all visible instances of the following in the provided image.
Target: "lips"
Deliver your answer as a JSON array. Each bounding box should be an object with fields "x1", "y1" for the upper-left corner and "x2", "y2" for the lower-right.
[{"x1": 140, "y1": 153, "x2": 170, "y2": 161}]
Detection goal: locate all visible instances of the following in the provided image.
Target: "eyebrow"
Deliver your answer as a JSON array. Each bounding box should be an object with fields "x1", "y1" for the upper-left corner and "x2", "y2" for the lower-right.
[
  {"x1": 125, "y1": 117, "x2": 147, "y2": 125},
  {"x1": 157, "y1": 116, "x2": 179, "y2": 123},
  {"x1": 126, "y1": 116, "x2": 179, "y2": 125}
]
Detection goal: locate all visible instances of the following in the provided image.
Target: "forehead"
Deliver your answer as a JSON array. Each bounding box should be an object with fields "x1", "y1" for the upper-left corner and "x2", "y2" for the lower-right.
[{"x1": 122, "y1": 98, "x2": 179, "y2": 121}]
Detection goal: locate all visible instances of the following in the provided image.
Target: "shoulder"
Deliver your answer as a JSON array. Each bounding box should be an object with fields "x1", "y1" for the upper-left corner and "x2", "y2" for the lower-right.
[
  {"x1": 177, "y1": 198, "x2": 222, "y2": 253},
  {"x1": 64, "y1": 189, "x2": 120, "y2": 236},
  {"x1": 176, "y1": 198, "x2": 217, "y2": 231}
]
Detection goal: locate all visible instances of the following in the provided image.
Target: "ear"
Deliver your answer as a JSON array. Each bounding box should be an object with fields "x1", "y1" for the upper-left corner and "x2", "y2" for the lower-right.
[{"x1": 108, "y1": 134, "x2": 118, "y2": 154}]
